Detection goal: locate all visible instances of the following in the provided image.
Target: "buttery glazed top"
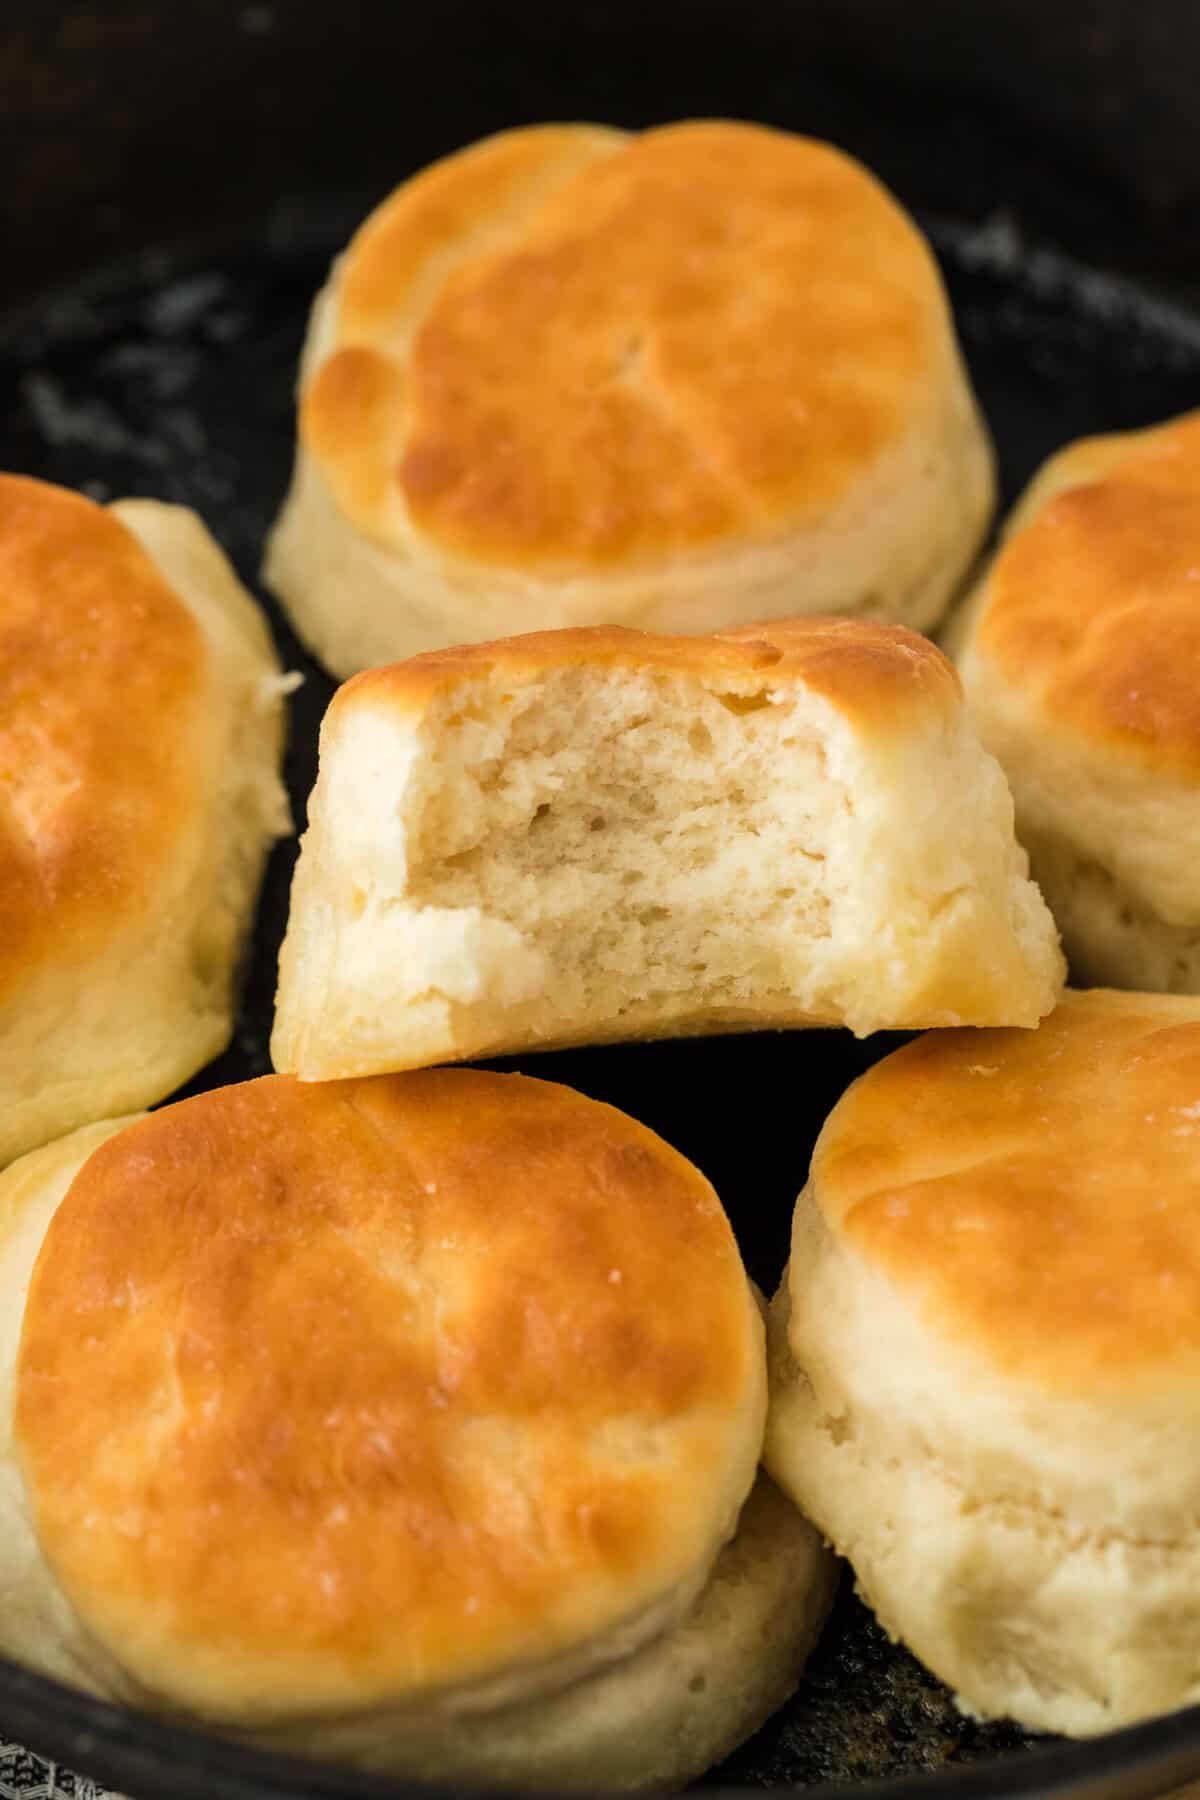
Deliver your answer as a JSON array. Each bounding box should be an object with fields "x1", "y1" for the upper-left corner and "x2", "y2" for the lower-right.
[
  {"x1": 0, "y1": 476, "x2": 204, "y2": 1003},
  {"x1": 302, "y1": 121, "x2": 949, "y2": 570},
  {"x1": 16, "y1": 1070, "x2": 762, "y2": 1721},
  {"x1": 976, "y1": 409, "x2": 1200, "y2": 771},
  {"x1": 811, "y1": 989, "x2": 1200, "y2": 1391},
  {"x1": 336, "y1": 615, "x2": 963, "y2": 741}
]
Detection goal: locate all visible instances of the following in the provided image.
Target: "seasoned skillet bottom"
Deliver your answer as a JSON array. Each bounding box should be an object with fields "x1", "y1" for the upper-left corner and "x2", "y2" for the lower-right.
[{"x1": 1, "y1": 202, "x2": 1200, "y2": 1790}]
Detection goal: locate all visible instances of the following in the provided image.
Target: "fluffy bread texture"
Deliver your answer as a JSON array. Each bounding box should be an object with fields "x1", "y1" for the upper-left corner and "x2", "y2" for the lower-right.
[
  {"x1": 765, "y1": 988, "x2": 1200, "y2": 1737},
  {"x1": 948, "y1": 409, "x2": 1200, "y2": 991},
  {"x1": 272, "y1": 616, "x2": 1062, "y2": 1080},
  {"x1": 265, "y1": 120, "x2": 995, "y2": 678},
  {"x1": 0, "y1": 476, "x2": 291, "y2": 1168},
  {"x1": 0, "y1": 1072, "x2": 832, "y2": 1787}
]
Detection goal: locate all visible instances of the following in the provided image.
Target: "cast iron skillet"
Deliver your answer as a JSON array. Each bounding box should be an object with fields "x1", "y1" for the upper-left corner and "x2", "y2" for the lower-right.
[{"x1": 5, "y1": 6, "x2": 1200, "y2": 1795}]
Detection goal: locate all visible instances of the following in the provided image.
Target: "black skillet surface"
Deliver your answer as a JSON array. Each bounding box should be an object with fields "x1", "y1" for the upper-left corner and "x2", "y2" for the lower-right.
[{"x1": 3, "y1": 190, "x2": 1200, "y2": 1800}]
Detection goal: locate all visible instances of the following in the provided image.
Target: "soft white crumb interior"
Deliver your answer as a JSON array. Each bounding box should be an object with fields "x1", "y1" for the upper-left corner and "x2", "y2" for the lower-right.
[
  {"x1": 401, "y1": 668, "x2": 847, "y2": 1017},
  {"x1": 273, "y1": 657, "x2": 1061, "y2": 1076}
]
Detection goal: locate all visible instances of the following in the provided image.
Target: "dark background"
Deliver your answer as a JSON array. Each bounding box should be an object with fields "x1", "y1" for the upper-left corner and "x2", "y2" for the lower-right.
[{"x1": 5, "y1": 0, "x2": 1200, "y2": 309}]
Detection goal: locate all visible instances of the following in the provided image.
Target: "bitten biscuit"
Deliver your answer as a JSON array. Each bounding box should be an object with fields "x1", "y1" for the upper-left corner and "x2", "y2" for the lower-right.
[
  {"x1": 271, "y1": 616, "x2": 1062, "y2": 1080},
  {"x1": 0, "y1": 476, "x2": 291, "y2": 1166},
  {"x1": 265, "y1": 120, "x2": 994, "y2": 677},
  {"x1": 948, "y1": 409, "x2": 1200, "y2": 991},
  {"x1": 766, "y1": 989, "x2": 1200, "y2": 1736},
  {"x1": 0, "y1": 1072, "x2": 834, "y2": 1788}
]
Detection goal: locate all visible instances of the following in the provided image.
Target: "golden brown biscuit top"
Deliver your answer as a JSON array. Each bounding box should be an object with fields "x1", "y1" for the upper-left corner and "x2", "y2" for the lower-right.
[
  {"x1": 811, "y1": 989, "x2": 1200, "y2": 1392},
  {"x1": 977, "y1": 410, "x2": 1200, "y2": 771},
  {"x1": 0, "y1": 475, "x2": 205, "y2": 1001},
  {"x1": 303, "y1": 121, "x2": 948, "y2": 571},
  {"x1": 16, "y1": 1070, "x2": 761, "y2": 1719},
  {"x1": 336, "y1": 615, "x2": 962, "y2": 742}
]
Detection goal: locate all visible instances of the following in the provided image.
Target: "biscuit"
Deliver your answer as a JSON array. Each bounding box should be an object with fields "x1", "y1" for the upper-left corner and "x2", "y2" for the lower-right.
[
  {"x1": 766, "y1": 989, "x2": 1200, "y2": 1736},
  {"x1": 265, "y1": 121, "x2": 995, "y2": 677},
  {"x1": 948, "y1": 409, "x2": 1200, "y2": 991},
  {"x1": 0, "y1": 476, "x2": 291, "y2": 1166},
  {"x1": 0, "y1": 1071, "x2": 833, "y2": 1786},
  {"x1": 271, "y1": 615, "x2": 1062, "y2": 1080}
]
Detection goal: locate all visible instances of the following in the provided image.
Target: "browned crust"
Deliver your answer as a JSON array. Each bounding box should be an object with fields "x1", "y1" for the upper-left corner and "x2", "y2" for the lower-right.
[
  {"x1": 812, "y1": 989, "x2": 1200, "y2": 1389},
  {"x1": 977, "y1": 410, "x2": 1200, "y2": 770},
  {"x1": 17, "y1": 1069, "x2": 760, "y2": 1715},
  {"x1": 302, "y1": 121, "x2": 947, "y2": 569},
  {"x1": 335, "y1": 614, "x2": 962, "y2": 737},
  {"x1": 0, "y1": 476, "x2": 205, "y2": 1002}
]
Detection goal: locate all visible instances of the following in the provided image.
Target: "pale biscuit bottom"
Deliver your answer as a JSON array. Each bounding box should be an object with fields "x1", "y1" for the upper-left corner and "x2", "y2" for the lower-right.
[
  {"x1": 766, "y1": 1261, "x2": 1200, "y2": 1738},
  {"x1": 1021, "y1": 831, "x2": 1200, "y2": 993}
]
